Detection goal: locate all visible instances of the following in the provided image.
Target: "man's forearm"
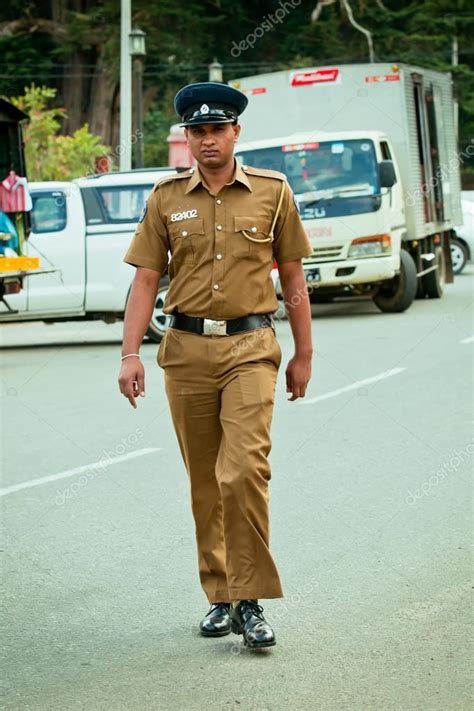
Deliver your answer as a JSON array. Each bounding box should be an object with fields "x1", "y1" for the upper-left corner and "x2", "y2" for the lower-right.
[
  {"x1": 122, "y1": 270, "x2": 161, "y2": 356},
  {"x1": 280, "y1": 268, "x2": 313, "y2": 356}
]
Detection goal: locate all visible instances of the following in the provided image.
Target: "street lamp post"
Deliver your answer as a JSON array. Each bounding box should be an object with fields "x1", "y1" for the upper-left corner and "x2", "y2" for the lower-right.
[
  {"x1": 120, "y1": 0, "x2": 131, "y2": 171},
  {"x1": 130, "y1": 28, "x2": 146, "y2": 168},
  {"x1": 208, "y1": 58, "x2": 223, "y2": 83}
]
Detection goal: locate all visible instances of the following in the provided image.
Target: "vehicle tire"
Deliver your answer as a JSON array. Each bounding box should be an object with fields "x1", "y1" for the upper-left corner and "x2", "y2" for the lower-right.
[
  {"x1": 146, "y1": 278, "x2": 172, "y2": 342},
  {"x1": 373, "y1": 249, "x2": 417, "y2": 313},
  {"x1": 421, "y1": 246, "x2": 445, "y2": 299},
  {"x1": 450, "y1": 237, "x2": 468, "y2": 275}
]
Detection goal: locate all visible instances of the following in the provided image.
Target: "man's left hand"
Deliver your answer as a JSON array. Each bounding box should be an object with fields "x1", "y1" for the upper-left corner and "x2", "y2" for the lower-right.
[{"x1": 285, "y1": 353, "x2": 312, "y2": 401}]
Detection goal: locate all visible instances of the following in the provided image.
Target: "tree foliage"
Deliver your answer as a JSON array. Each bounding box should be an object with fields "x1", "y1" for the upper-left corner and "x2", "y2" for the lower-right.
[
  {"x1": 0, "y1": 1, "x2": 472, "y2": 174},
  {"x1": 10, "y1": 85, "x2": 111, "y2": 180}
]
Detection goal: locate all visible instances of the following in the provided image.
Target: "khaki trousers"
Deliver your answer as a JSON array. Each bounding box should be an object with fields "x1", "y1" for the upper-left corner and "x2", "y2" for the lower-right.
[{"x1": 157, "y1": 324, "x2": 284, "y2": 603}]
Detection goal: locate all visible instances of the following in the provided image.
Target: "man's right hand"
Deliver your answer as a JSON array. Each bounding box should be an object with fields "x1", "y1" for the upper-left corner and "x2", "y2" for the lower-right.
[{"x1": 118, "y1": 357, "x2": 145, "y2": 409}]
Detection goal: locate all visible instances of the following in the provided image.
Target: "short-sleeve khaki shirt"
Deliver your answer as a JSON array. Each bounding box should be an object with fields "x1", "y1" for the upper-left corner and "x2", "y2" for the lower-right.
[{"x1": 123, "y1": 160, "x2": 313, "y2": 319}]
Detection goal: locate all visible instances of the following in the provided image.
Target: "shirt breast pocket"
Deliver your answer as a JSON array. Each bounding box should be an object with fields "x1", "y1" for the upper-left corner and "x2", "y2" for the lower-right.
[
  {"x1": 168, "y1": 217, "x2": 205, "y2": 264},
  {"x1": 233, "y1": 216, "x2": 273, "y2": 261}
]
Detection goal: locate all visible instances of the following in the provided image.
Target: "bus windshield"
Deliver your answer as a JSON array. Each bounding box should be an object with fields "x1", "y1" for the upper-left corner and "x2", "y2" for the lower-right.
[{"x1": 237, "y1": 139, "x2": 381, "y2": 220}]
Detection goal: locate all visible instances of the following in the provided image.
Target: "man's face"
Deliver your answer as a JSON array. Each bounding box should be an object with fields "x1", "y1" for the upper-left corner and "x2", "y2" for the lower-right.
[{"x1": 185, "y1": 122, "x2": 241, "y2": 168}]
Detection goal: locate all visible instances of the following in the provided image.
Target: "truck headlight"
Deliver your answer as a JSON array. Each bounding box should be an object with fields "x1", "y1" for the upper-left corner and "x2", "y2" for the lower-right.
[{"x1": 348, "y1": 234, "x2": 392, "y2": 258}]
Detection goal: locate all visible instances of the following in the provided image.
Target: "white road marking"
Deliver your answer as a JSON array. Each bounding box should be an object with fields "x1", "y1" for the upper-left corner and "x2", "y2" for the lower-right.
[
  {"x1": 0, "y1": 448, "x2": 161, "y2": 498},
  {"x1": 460, "y1": 335, "x2": 474, "y2": 344},
  {"x1": 302, "y1": 367, "x2": 407, "y2": 405}
]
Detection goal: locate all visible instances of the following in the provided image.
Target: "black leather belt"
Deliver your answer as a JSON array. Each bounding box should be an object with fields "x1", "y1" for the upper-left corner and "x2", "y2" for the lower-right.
[{"x1": 169, "y1": 312, "x2": 273, "y2": 336}]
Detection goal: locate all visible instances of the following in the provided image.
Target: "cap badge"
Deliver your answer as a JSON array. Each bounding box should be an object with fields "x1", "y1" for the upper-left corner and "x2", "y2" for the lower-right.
[{"x1": 200, "y1": 104, "x2": 210, "y2": 114}]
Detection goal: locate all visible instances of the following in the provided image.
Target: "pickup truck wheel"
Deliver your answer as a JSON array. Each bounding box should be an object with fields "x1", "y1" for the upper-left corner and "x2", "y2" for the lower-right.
[
  {"x1": 146, "y1": 281, "x2": 172, "y2": 342},
  {"x1": 450, "y1": 237, "x2": 468, "y2": 275},
  {"x1": 421, "y1": 246, "x2": 445, "y2": 298},
  {"x1": 373, "y1": 249, "x2": 417, "y2": 313}
]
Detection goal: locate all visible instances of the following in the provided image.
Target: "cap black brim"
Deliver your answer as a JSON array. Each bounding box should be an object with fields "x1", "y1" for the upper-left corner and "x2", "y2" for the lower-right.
[{"x1": 180, "y1": 116, "x2": 236, "y2": 127}]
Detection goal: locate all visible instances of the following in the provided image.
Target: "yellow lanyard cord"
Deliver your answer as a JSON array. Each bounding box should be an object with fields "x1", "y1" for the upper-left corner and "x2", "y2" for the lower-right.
[{"x1": 242, "y1": 180, "x2": 286, "y2": 244}]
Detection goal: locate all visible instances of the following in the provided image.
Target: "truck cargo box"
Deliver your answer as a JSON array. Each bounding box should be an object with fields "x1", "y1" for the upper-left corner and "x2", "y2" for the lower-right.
[{"x1": 231, "y1": 63, "x2": 463, "y2": 243}]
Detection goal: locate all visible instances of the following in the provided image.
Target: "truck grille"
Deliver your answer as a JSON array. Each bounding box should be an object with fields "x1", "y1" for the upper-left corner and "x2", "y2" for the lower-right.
[{"x1": 306, "y1": 245, "x2": 345, "y2": 262}]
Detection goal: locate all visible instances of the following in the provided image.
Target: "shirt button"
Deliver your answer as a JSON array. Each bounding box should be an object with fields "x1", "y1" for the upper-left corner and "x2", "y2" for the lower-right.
[
  {"x1": 213, "y1": 283, "x2": 219, "y2": 290},
  {"x1": 216, "y1": 253, "x2": 223, "y2": 260},
  {"x1": 251, "y1": 226, "x2": 257, "y2": 233},
  {"x1": 216, "y1": 224, "x2": 222, "y2": 230},
  {"x1": 182, "y1": 230, "x2": 188, "y2": 236},
  {"x1": 216, "y1": 199, "x2": 222, "y2": 205}
]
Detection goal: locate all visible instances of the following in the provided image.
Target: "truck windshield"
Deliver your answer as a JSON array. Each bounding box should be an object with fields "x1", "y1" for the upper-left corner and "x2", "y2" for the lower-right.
[{"x1": 237, "y1": 139, "x2": 381, "y2": 220}]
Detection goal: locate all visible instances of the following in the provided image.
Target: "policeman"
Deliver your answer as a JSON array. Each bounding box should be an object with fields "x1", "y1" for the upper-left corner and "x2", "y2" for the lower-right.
[{"x1": 119, "y1": 82, "x2": 314, "y2": 649}]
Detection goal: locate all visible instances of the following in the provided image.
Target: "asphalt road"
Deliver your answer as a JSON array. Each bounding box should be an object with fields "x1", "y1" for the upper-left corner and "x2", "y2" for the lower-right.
[{"x1": 1, "y1": 268, "x2": 473, "y2": 710}]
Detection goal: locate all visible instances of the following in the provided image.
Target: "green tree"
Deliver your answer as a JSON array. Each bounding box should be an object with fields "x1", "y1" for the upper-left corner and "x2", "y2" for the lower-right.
[
  {"x1": 10, "y1": 84, "x2": 111, "y2": 180},
  {"x1": 1, "y1": 0, "x2": 472, "y2": 180}
]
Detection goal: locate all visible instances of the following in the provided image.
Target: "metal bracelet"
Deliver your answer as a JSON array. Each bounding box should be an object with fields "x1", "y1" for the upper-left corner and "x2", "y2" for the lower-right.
[{"x1": 121, "y1": 353, "x2": 141, "y2": 361}]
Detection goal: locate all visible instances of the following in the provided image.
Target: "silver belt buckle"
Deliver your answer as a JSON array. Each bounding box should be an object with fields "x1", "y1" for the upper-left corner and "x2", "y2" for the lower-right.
[{"x1": 203, "y1": 318, "x2": 227, "y2": 336}]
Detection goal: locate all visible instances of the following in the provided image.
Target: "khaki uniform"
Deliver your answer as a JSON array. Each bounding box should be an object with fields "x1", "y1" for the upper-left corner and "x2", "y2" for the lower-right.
[{"x1": 123, "y1": 161, "x2": 312, "y2": 603}]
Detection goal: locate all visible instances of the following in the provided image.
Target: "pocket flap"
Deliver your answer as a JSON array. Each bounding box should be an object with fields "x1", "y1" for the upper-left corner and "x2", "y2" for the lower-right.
[
  {"x1": 168, "y1": 217, "x2": 205, "y2": 238},
  {"x1": 234, "y1": 216, "x2": 271, "y2": 235}
]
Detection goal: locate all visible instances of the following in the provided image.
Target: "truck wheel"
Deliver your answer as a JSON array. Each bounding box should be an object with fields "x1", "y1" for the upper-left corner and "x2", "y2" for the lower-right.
[
  {"x1": 450, "y1": 237, "x2": 468, "y2": 275},
  {"x1": 146, "y1": 279, "x2": 172, "y2": 342},
  {"x1": 373, "y1": 249, "x2": 417, "y2": 313},
  {"x1": 421, "y1": 246, "x2": 445, "y2": 298}
]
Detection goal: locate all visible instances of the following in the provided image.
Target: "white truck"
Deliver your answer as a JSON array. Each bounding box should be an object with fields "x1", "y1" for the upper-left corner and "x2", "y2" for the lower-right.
[
  {"x1": 232, "y1": 63, "x2": 463, "y2": 311},
  {"x1": 0, "y1": 169, "x2": 178, "y2": 341}
]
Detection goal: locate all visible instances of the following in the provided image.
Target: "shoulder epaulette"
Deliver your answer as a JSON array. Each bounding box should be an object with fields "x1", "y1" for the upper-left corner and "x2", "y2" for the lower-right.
[
  {"x1": 152, "y1": 169, "x2": 194, "y2": 191},
  {"x1": 241, "y1": 165, "x2": 287, "y2": 181}
]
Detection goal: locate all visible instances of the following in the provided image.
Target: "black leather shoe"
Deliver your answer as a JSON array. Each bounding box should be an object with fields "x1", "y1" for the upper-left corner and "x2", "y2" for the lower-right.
[
  {"x1": 199, "y1": 602, "x2": 231, "y2": 637},
  {"x1": 230, "y1": 600, "x2": 276, "y2": 648}
]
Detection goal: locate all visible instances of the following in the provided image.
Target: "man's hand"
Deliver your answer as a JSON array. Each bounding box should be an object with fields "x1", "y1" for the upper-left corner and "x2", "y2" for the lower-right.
[
  {"x1": 285, "y1": 353, "x2": 312, "y2": 401},
  {"x1": 278, "y1": 260, "x2": 314, "y2": 401},
  {"x1": 118, "y1": 357, "x2": 145, "y2": 409},
  {"x1": 119, "y1": 266, "x2": 161, "y2": 409}
]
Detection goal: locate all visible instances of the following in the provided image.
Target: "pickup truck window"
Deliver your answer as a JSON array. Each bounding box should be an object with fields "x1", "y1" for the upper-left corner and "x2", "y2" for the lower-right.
[
  {"x1": 81, "y1": 184, "x2": 153, "y2": 225},
  {"x1": 31, "y1": 191, "x2": 67, "y2": 233}
]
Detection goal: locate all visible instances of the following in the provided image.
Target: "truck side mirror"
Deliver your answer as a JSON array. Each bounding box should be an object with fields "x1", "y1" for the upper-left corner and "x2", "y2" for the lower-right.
[{"x1": 379, "y1": 160, "x2": 396, "y2": 188}]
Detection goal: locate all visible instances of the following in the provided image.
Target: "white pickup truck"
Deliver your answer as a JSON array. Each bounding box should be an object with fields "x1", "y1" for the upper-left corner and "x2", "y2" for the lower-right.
[{"x1": 0, "y1": 169, "x2": 179, "y2": 341}]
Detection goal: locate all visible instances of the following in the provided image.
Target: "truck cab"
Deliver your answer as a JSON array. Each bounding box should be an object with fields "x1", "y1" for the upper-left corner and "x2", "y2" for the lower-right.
[{"x1": 236, "y1": 130, "x2": 405, "y2": 304}]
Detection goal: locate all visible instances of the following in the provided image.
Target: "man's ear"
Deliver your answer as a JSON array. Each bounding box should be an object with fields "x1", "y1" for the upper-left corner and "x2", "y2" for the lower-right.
[
  {"x1": 184, "y1": 128, "x2": 189, "y2": 144},
  {"x1": 232, "y1": 123, "x2": 241, "y2": 141}
]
